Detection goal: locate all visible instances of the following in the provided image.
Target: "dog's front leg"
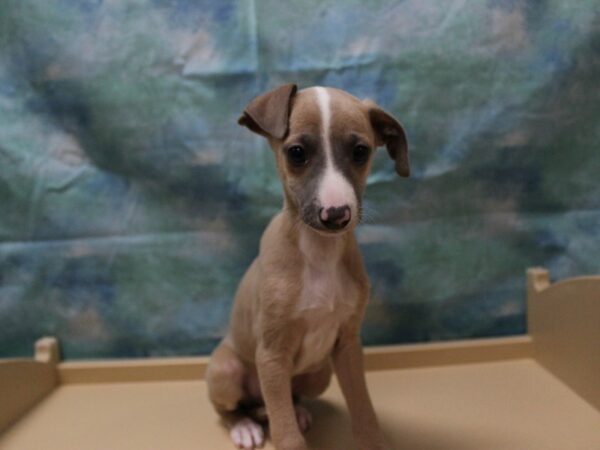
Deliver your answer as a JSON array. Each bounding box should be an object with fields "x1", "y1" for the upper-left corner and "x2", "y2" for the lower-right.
[
  {"x1": 256, "y1": 346, "x2": 308, "y2": 450},
  {"x1": 333, "y1": 328, "x2": 388, "y2": 450}
]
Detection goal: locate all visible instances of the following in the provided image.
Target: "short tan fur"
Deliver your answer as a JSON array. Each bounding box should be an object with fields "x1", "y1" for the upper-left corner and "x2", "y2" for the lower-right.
[{"x1": 206, "y1": 84, "x2": 409, "y2": 450}]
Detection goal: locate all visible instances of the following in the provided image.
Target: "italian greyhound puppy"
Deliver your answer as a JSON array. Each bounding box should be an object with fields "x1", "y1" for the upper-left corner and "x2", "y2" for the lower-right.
[{"x1": 206, "y1": 84, "x2": 409, "y2": 450}]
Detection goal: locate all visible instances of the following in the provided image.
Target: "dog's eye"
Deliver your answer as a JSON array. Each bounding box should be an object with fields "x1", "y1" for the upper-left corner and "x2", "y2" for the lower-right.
[
  {"x1": 287, "y1": 145, "x2": 308, "y2": 167},
  {"x1": 352, "y1": 145, "x2": 370, "y2": 165}
]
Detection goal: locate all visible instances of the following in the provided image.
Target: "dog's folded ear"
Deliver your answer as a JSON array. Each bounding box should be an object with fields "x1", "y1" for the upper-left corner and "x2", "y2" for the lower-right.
[
  {"x1": 364, "y1": 100, "x2": 410, "y2": 177},
  {"x1": 238, "y1": 84, "x2": 298, "y2": 140}
]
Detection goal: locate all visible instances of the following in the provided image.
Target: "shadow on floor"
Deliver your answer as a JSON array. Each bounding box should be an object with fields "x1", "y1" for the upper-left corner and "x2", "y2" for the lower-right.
[{"x1": 304, "y1": 399, "x2": 508, "y2": 450}]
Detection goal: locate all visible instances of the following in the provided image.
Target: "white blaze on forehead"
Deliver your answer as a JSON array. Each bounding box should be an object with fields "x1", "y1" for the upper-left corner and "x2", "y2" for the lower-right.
[{"x1": 313, "y1": 87, "x2": 356, "y2": 213}]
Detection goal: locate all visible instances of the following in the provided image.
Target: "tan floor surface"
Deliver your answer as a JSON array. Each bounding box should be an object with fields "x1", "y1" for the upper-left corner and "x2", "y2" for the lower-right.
[{"x1": 1, "y1": 359, "x2": 599, "y2": 450}]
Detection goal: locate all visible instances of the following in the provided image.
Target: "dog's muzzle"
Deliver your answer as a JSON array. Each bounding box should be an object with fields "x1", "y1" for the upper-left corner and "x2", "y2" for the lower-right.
[{"x1": 318, "y1": 206, "x2": 351, "y2": 231}]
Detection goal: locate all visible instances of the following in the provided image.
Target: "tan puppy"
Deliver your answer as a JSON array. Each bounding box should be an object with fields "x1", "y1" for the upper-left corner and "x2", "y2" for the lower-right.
[{"x1": 206, "y1": 84, "x2": 409, "y2": 450}]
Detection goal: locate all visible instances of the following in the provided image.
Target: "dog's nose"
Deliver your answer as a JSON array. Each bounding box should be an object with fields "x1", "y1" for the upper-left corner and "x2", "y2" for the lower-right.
[{"x1": 319, "y1": 206, "x2": 351, "y2": 230}]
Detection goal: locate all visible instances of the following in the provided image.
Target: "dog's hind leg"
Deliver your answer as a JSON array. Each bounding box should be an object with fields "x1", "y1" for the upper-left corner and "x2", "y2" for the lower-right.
[
  {"x1": 286, "y1": 362, "x2": 333, "y2": 433},
  {"x1": 206, "y1": 340, "x2": 246, "y2": 413},
  {"x1": 292, "y1": 361, "x2": 333, "y2": 399},
  {"x1": 206, "y1": 341, "x2": 265, "y2": 449}
]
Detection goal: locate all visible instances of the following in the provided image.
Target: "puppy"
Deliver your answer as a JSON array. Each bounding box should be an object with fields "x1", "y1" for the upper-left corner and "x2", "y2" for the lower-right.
[{"x1": 206, "y1": 84, "x2": 409, "y2": 450}]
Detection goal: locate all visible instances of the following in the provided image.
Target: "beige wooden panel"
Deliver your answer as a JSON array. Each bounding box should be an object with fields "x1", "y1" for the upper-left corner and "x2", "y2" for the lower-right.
[
  {"x1": 0, "y1": 338, "x2": 58, "y2": 434},
  {"x1": 56, "y1": 336, "x2": 532, "y2": 384},
  {"x1": 1, "y1": 360, "x2": 599, "y2": 450},
  {"x1": 528, "y1": 268, "x2": 600, "y2": 411}
]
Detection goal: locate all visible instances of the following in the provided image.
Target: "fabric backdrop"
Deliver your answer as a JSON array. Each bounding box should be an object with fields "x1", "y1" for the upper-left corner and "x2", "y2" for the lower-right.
[{"x1": 1, "y1": 0, "x2": 599, "y2": 358}]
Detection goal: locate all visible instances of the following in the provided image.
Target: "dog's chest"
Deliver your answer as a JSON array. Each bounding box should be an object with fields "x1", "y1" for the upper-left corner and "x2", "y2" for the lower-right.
[{"x1": 293, "y1": 235, "x2": 357, "y2": 374}]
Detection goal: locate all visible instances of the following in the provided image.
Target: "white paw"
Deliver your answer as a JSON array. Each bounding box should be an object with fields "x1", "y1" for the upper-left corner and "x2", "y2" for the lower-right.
[
  {"x1": 230, "y1": 418, "x2": 265, "y2": 450},
  {"x1": 295, "y1": 404, "x2": 312, "y2": 433}
]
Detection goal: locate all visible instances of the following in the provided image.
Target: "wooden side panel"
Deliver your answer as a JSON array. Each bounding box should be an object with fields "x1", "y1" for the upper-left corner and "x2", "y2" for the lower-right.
[
  {"x1": 527, "y1": 268, "x2": 600, "y2": 411},
  {"x1": 0, "y1": 338, "x2": 59, "y2": 434},
  {"x1": 364, "y1": 336, "x2": 532, "y2": 371},
  {"x1": 56, "y1": 337, "x2": 532, "y2": 384},
  {"x1": 59, "y1": 356, "x2": 208, "y2": 384}
]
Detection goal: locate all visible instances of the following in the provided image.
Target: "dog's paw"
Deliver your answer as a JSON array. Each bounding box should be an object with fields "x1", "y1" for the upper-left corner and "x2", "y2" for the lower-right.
[
  {"x1": 230, "y1": 417, "x2": 265, "y2": 449},
  {"x1": 294, "y1": 404, "x2": 312, "y2": 433}
]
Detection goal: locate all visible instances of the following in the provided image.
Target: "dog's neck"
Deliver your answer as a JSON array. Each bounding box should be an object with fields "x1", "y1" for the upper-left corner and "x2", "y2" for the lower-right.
[
  {"x1": 299, "y1": 227, "x2": 346, "y2": 269},
  {"x1": 281, "y1": 205, "x2": 349, "y2": 269}
]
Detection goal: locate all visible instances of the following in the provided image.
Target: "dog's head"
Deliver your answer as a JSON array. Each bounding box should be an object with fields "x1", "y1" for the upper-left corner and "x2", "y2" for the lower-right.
[{"x1": 239, "y1": 84, "x2": 409, "y2": 235}]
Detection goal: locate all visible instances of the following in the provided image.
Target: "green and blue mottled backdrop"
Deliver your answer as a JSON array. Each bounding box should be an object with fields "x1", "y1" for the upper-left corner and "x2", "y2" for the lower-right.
[{"x1": 1, "y1": 1, "x2": 599, "y2": 359}]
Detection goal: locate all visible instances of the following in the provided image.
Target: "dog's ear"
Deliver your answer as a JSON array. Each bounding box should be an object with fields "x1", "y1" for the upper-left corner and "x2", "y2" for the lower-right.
[
  {"x1": 238, "y1": 84, "x2": 298, "y2": 140},
  {"x1": 364, "y1": 100, "x2": 410, "y2": 177}
]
